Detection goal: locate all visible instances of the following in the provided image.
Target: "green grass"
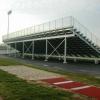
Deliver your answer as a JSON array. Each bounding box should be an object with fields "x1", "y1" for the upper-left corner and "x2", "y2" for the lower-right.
[
  {"x1": 0, "y1": 69, "x2": 74, "y2": 100},
  {"x1": 0, "y1": 58, "x2": 21, "y2": 66},
  {"x1": 0, "y1": 57, "x2": 99, "y2": 99},
  {"x1": 0, "y1": 57, "x2": 76, "y2": 100}
]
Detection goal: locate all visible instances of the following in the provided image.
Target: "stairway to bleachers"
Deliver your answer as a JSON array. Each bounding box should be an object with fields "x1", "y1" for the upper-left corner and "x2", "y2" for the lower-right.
[{"x1": 67, "y1": 36, "x2": 100, "y2": 58}]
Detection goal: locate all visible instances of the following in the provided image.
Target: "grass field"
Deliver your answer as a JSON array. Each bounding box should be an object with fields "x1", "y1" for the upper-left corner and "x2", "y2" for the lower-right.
[
  {"x1": 0, "y1": 57, "x2": 100, "y2": 100},
  {"x1": 0, "y1": 69, "x2": 76, "y2": 100},
  {"x1": 0, "y1": 57, "x2": 76, "y2": 100},
  {"x1": 0, "y1": 57, "x2": 21, "y2": 66}
]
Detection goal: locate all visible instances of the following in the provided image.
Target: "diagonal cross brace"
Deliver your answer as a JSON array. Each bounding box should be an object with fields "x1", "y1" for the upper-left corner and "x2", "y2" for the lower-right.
[
  {"x1": 47, "y1": 40, "x2": 61, "y2": 56},
  {"x1": 24, "y1": 42, "x2": 33, "y2": 53},
  {"x1": 48, "y1": 39, "x2": 65, "y2": 58}
]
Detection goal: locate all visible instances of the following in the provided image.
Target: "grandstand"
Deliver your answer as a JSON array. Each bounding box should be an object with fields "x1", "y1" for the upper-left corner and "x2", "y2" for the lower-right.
[{"x1": 2, "y1": 16, "x2": 100, "y2": 64}]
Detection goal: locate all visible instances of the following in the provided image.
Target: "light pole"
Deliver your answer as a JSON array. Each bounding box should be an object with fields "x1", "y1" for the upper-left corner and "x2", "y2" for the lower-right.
[
  {"x1": 7, "y1": 10, "x2": 12, "y2": 35},
  {"x1": 7, "y1": 10, "x2": 12, "y2": 56}
]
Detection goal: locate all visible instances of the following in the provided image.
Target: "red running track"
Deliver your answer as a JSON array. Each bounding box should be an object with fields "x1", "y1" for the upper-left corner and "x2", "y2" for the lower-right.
[
  {"x1": 72, "y1": 86, "x2": 100, "y2": 100},
  {"x1": 54, "y1": 81, "x2": 86, "y2": 89},
  {"x1": 41, "y1": 77, "x2": 67, "y2": 84},
  {"x1": 41, "y1": 77, "x2": 100, "y2": 99}
]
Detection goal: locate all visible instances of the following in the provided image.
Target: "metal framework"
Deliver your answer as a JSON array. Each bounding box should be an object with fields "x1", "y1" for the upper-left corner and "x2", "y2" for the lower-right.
[{"x1": 3, "y1": 16, "x2": 100, "y2": 64}]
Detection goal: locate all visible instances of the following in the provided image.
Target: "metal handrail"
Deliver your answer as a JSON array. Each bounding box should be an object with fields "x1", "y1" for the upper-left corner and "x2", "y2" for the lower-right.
[
  {"x1": 72, "y1": 17, "x2": 100, "y2": 47},
  {"x1": 2, "y1": 16, "x2": 100, "y2": 48},
  {"x1": 2, "y1": 16, "x2": 71, "y2": 40}
]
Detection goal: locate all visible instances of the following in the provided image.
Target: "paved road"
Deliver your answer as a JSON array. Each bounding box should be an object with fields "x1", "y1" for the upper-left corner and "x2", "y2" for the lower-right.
[{"x1": 1, "y1": 55, "x2": 100, "y2": 77}]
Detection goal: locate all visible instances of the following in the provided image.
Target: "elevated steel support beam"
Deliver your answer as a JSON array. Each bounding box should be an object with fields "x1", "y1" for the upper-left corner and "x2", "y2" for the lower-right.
[
  {"x1": 6, "y1": 34, "x2": 74, "y2": 44},
  {"x1": 74, "y1": 58, "x2": 77, "y2": 62},
  {"x1": 22, "y1": 41, "x2": 24, "y2": 58},
  {"x1": 94, "y1": 59, "x2": 99, "y2": 64},
  {"x1": 45, "y1": 39, "x2": 48, "y2": 61},
  {"x1": 9, "y1": 44, "x2": 11, "y2": 56},
  {"x1": 32, "y1": 40, "x2": 34, "y2": 60},
  {"x1": 15, "y1": 42, "x2": 16, "y2": 57},
  {"x1": 6, "y1": 43, "x2": 8, "y2": 55},
  {"x1": 63, "y1": 37, "x2": 67, "y2": 63}
]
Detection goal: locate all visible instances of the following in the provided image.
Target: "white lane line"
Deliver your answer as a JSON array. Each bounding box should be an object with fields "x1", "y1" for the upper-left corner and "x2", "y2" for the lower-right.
[
  {"x1": 53, "y1": 81, "x2": 74, "y2": 85},
  {"x1": 71, "y1": 86, "x2": 91, "y2": 90}
]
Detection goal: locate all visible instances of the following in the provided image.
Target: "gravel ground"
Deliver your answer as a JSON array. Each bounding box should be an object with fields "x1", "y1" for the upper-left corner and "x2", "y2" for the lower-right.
[
  {"x1": 0, "y1": 65, "x2": 61, "y2": 80},
  {"x1": 0, "y1": 96, "x2": 3, "y2": 100}
]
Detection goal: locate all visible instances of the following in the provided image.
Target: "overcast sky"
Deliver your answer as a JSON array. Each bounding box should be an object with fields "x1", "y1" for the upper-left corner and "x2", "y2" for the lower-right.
[{"x1": 0, "y1": 0, "x2": 100, "y2": 43}]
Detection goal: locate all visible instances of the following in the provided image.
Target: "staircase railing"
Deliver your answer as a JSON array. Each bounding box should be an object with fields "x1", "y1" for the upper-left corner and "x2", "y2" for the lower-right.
[{"x1": 72, "y1": 17, "x2": 100, "y2": 48}]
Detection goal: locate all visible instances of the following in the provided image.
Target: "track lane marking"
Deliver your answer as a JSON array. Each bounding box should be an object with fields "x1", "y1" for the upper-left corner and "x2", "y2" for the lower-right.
[
  {"x1": 53, "y1": 81, "x2": 74, "y2": 85},
  {"x1": 71, "y1": 86, "x2": 91, "y2": 90}
]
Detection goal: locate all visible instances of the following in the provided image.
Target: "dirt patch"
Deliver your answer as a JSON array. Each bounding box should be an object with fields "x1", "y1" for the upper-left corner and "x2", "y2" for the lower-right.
[
  {"x1": 0, "y1": 65, "x2": 61, "y2": 80},
  {"x1": 0, "y1": 96, "x2": 3, "y2": 100}
]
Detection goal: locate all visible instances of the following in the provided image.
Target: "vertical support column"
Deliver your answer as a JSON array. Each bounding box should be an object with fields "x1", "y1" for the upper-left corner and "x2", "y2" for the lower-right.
[
  {"x1": 9, "y1": 44, "x2": 11, "y2": 56},
  {"x1": 94, "y1": 59, "x2": 99, "y2": 64},
  {"x1": 15, "y1": 42, "x2": 16, "y2": 57},
  {"x1": 45, "y1": 39, "x2": 48, "y2": 61},
  {"x1": 6, "y1": 43, "x2": 8, "y2": 56},
  {"x1": 63, "y1": 37, "x2": 67, "y2": 63},
  {"x1": 22, "y1": 41, "x2": 24, "y2": 58},
  {"x1": 74, "y1": 58, "x2": 77, "y2": 62},
  {"x1": 32, "y1": 40, "x2": 34, "y2": 60}
]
